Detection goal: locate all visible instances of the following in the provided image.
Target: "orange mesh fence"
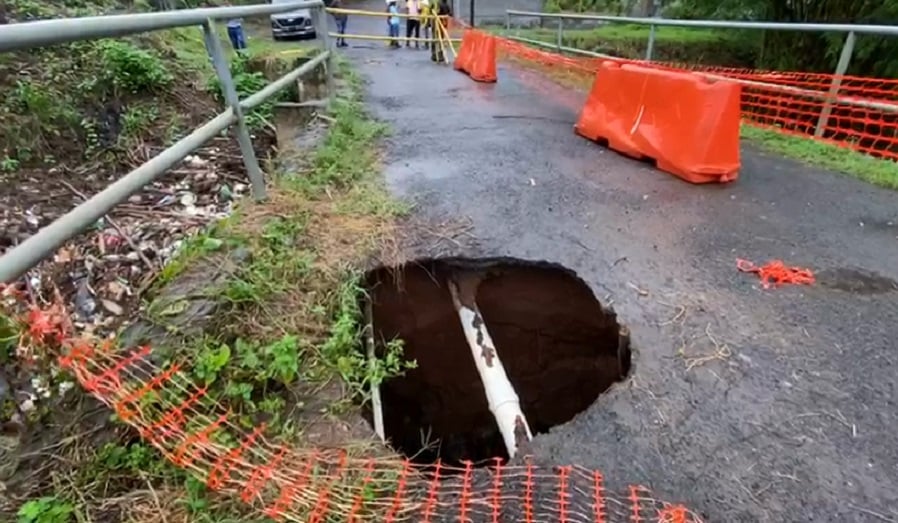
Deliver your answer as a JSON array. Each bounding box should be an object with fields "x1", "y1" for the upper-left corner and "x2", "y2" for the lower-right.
[
  {"x1": 499, "y1": 37, "x2": 605, "y2": 78},
  {"x1": 496, "y1": 36, "x2": 898, "y2": 161},
  {"x1": 58, "y1": 342, "x2": 703, "y2": 523}
]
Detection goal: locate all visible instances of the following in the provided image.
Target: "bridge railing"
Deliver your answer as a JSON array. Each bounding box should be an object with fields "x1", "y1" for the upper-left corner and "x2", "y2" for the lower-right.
[
  {"x1": 503, "y1": 9, "x2": 898, "y2": 139},
  {"x1": 0, "y1": 1, "x2": 334, "y2": 283}
]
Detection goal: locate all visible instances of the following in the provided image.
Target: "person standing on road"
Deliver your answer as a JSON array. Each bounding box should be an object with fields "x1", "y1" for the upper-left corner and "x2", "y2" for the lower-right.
[
  {"x1": 329, "y1": 0, "x2": 349, "y2": 47},
  {"x1": 419, "y1": 0, "x2": 431, "y2": 48},
  {"x1": 387, "y1": 0, "x2": 401, "y2": 48},
  {"x1": 405, "y1": 0, "x2": 421, "y2": 48},
  {"x1": 430, "y1": 0, "x2": 451, "y2": 62}
]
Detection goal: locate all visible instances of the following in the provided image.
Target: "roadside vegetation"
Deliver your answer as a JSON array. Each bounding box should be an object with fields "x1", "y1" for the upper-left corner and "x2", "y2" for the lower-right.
[
  {"x1": 2, "y1": 0, "x2": 410, "y2": 521},
  {"x1": 534, "y1": 0, "x2": 898, "y2": 77}
]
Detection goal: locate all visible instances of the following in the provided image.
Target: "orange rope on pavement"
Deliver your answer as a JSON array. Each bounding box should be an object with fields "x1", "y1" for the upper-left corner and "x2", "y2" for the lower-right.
[{"x1": 737, "y1": 259, "x2": 815, "y2": 289}]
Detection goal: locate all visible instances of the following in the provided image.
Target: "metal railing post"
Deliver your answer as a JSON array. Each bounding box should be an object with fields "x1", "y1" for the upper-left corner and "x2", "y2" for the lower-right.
[
  {"x1": 505, "y1": 11, "x2": 510, "y2": 32},
  {"x1": 313, "y1": 6, "x2": 335, "y2": 103},
  {"x1": 556, "y1": 17, "x2": 563, "y2": 50},
  {"x1": 814, "y1": 30, "x2": 856, "y2": 138},
  {"x1": 645, "y1": 0, "x2": 660, "y2": 61},
  {"x1": 202, "y1": 20, "x2": 267, "y2": 201},
  {"x1": 645, "y1": 24, "x2": 656, "y2": 60}
]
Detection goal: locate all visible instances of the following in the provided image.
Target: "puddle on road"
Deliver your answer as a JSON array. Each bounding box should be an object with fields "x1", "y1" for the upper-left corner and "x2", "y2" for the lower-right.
[
  {"x1": 816, "y1": 268, "x2": 898, "y2": 294},
  {"x1": 362, "y1": 258, "x2": 631, "y2": 466}
]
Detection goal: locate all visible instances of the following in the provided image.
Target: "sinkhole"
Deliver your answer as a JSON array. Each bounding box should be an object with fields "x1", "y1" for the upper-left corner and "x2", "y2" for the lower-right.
[{"x1": 361, "y1": 258, "x2": 632, "y2": 467}]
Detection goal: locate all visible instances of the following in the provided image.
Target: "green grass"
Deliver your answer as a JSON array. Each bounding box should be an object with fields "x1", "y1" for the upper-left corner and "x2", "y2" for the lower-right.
[
  {"x1": 741, "y1": 125, "x2": 898, "y2": 189},
  {"x1": 512, "y1": 23, "x2": 726, "y2": 46},
  {"x1": 151, "y1": 55, "x2": 411, "y2": 410}
]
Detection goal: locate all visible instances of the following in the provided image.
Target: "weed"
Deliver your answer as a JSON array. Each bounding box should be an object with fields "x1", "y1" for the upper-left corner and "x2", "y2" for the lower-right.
[
  {"x1": 96, "y1": 40, "x2": 174, "y2": 95},
  {"x1": 120, "y1": 104, "x2": 161, "y2": 140},
  {"x1": 324, "y1": 276, "x2": 414, "y2": 400},
  {"x1": 190, "y1": 334, "x2": 306, "y2": 428},
  {"x1": 93, "y1": 441, "x2": 174, "y2": 479},
  {"x1": 1, "y1": 156, "x2": 20, "y2": 173},
  {"x1": 16, "y1": 497, "x2": 74, "y2": 523},
  {"x1": 206, "y1": 53, "x2": 281, "y2": 130}
]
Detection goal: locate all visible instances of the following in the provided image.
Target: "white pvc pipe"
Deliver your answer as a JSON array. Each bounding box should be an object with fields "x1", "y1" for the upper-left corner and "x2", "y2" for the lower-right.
[{"x1": 448, "y1": 277, "x2": 533, "y2": 458}]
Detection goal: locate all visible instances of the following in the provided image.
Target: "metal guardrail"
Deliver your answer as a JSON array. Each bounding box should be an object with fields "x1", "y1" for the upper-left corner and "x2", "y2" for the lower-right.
[
  {"x1": 504, "y1": 9, "x2": 898, "y2": 138},
  {"x1": 0, "y1": 1, "x2": 334, "y2": 283},
  {"x1": 505, "y1": 10, "x2": 898, "y2": 36}
]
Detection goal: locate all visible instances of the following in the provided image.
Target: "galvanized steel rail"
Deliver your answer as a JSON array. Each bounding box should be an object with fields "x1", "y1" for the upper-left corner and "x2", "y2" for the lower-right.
[
  {"x1": 504, "y1": 9, "x2": 898, "y2": 137},
  {"x1": 0, "y1": 1, "x2": 334, "y2": 283},
  {"x1": 505, "y1": 9, "x2": 898, "y2": 36}
]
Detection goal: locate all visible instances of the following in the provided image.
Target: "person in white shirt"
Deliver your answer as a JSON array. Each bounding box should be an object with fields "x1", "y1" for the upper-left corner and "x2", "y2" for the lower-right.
[{"x1": 405, "y1": 0, "x2": 422, "y2": 48}]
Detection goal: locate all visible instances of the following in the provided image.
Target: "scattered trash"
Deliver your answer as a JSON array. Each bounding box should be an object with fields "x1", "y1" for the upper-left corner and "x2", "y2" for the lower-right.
[
  {"x1": 0, "y1": 134, "x2": 265, "y2": 426},
  {"x1": 737, "y1": 258, "x2": 815, "y2": 289}
]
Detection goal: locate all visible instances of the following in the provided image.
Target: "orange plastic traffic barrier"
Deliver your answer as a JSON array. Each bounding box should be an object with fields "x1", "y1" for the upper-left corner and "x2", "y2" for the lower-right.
[
  {"x1": 454, "y1": 29, "x2": 475, "y2": 74},
  {"x1": 454, "y1": 30, "x2": 497, "y2": 83},
  {"x1": 575, "y1": 61, "x2": 741, "y2": 184}
]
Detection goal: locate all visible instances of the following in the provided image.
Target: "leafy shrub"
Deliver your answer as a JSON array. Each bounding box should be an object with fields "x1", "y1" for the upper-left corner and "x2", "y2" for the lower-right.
[
  {"x1": 206, "y1": 54, "x2": 278, "y2": 129},
  {"x1": 97, "y1": 41, "x2": 174, "y2": 94},
  {"x1": 16, "y1": 497, "x2": 74, "y2": 523}
]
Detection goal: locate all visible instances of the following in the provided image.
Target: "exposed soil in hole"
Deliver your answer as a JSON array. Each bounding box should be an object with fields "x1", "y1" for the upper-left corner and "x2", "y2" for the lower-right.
[{"x1": 362, "y1": 257, "x2": 631, "y2": 467}]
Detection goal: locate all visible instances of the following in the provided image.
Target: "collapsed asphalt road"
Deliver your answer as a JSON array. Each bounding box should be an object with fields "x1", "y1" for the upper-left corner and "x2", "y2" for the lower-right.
[{"x1": 334, "y1": 5, "x2": 898, "y2": 521}]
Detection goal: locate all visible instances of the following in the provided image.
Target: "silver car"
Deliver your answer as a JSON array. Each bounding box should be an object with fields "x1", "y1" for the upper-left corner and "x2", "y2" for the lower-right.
[{"x1": 270, "y1": 0, "x2": 316, "y2": 40}]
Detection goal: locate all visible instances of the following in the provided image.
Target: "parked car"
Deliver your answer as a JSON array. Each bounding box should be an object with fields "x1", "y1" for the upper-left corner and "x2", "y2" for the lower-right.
[{"x1": 270, "y1": 0, "x2": 316, "y2": 40}]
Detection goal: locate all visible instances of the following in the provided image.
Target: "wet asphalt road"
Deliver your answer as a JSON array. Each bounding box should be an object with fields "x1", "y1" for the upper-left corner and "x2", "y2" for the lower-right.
[{"x1": 334, "y1": 5, "x2": 898, "y2": 521}]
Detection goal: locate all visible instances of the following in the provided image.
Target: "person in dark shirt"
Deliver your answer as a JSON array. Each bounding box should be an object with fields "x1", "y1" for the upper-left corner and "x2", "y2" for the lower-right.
[{"x1": 430, "y1": 0, "x2": 451, "y2": 62}]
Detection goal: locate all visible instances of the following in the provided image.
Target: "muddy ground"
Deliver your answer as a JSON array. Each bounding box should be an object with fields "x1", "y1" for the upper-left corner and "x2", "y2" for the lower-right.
[{"x1": 336, "y1": 3, "x2": 898, "y2": 521}]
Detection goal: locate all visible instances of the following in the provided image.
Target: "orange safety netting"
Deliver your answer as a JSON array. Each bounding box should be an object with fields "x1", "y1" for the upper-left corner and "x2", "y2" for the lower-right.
[
  {"x1": 496, "y1": 37, "x2": 898, "y2": 161},
  {"x1": 57, "y1": 342, "x2": 703, "y2": 523},
  {"x1": 736, "y1": 259, "x2": 815, "y2": 289}
]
